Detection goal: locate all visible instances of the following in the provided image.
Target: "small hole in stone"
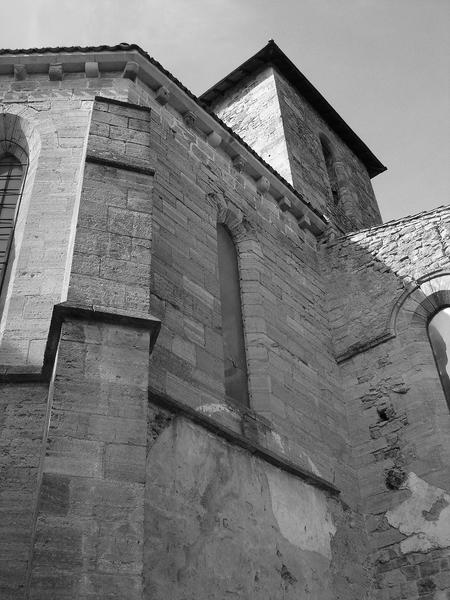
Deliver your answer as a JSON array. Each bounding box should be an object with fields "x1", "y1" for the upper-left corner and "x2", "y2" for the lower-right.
[
  {"x1": 385, "y1": 468, "x2": 406, "y2": 490},
  {"x1": 377, "y1": 407, "x2": 389, "y2": 422}
]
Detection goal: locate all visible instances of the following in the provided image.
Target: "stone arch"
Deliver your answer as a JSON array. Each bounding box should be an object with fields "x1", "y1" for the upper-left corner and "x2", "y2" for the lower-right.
[
  {"x1": 0, "y1": 108, "x2": 42, "y2": 333},
  {"x1": 390, "y1": 271, "x2": 450, "y2": 337},
  {"x1": 0, "y1": 105, "x2": 42, "y2": 162},
  {"x1": 390, "y1": 270, "x2": 450, "y2": 416}
]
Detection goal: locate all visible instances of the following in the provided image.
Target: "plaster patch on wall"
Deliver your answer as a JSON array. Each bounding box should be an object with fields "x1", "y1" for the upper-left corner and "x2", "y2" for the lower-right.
[
  {"x1": 306, "y1": 456, "x2": 321, "y2": 477},
  {"x1": 266, "y1": 468, "x2": 336, "y2": 559},
  {"x1": 386, "y1": 472, "x2": 450, "y2": 554},
  {"x1": 270, "y1": 431, "x2": 284, "y2": 452},
  {"x1": 196, "y1": 403, "x2": 235, "y2": 416},
  {"x1": 268, "y1": 433, "x2": 322, "y2": 477},
  {"x1": 295, "y1": 448, "x2": 321, "y2": 477}
]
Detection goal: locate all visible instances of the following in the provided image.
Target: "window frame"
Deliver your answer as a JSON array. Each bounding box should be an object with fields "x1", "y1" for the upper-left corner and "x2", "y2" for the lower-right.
[
  {"x1": 0, "y1": 148, "x2": 28, "y2": 295},
  {"x1": 319, "y1": 135, "x2": 340, "y2": 206},
  {"x1": 427, "y1": 306, "x2": 450, "y2": 411},
  {"x1": 216, "y1": 222, "x2": 250, "y2": 407}
]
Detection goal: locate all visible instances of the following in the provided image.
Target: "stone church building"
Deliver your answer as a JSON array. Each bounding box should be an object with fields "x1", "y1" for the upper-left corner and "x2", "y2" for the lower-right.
[{"x1": 0, "y1": 41, "x2": 449, "y2": 599}]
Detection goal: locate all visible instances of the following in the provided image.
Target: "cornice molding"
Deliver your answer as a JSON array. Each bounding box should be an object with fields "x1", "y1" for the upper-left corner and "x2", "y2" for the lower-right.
[{"x1": 0, "y1": 47, "x2": 328, "y2": 236}]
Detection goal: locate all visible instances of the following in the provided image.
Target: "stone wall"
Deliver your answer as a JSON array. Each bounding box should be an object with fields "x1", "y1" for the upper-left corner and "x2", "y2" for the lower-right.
[
  {"x1": 27, "y1": 316, "x2": 155, "y2": 599},
  {"x1": 0, "y1": 70, "x2": 374, "y2": 598},
  {"x1": 68, "y1": 98, "x2": 155, "y2": 313},
  {"x1": 0, "y1": 70, "x2": 134, "y2": 372},
  {"x1": 208, "y1": 66, "x2": 293, "y2": 184},
  {"x1": 144, "y1": 417, "x2": 370, "y2": 600},
  {"x1": 210, "y1": 66, "x2": 382, "y2": 233},
  {"x1": 326, "y1": 206, "x2": 450, "y2": 359},
  {"x1": 0, "y1": 383, "x2": 49, "y2": 599},
  {"x1": 1, "y1": 49, "x2": 448, "y2": 600},
  {"x1": 127, "y1": 78, "x2": 359, "y2": 502},
  {"x1": 326, "y1": 207, "x2": 450, "y2": 599}
]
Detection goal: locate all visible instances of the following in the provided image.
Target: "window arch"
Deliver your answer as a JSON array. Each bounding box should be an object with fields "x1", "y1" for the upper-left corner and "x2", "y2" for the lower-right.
[
  {"x1": 217, "y1": 223, "x2": 249, "y2": 406},
  {"x1": 428, "y1": 307, "x2": 450, "y2": 411},
  {"x1": 0, "y1": 152, "x2": 27, "y2": 294},
  {"x1": 320, "y1": 135, "x2": 340, "y2": 206}
]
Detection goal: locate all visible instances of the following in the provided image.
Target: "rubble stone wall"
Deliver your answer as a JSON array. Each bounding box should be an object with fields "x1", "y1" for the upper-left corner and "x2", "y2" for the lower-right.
[{"x1": 326, "y1": 207, "x2": 450, "y2": 599}]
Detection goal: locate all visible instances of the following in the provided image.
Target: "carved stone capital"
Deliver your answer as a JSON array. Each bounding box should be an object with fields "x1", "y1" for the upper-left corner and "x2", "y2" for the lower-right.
[
  {"x1": 206, "y1": 191, "x2": 227, "y2": 215},
  {"x1": 48, "y1": 63, "x2": 63, "y2": 81},
  {"x1": 155, "y1": 86, "x2": 170, "y2": 105}
]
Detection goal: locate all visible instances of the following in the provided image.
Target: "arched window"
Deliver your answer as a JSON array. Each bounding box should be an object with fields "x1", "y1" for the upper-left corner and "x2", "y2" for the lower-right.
[
  {"x1": 428, "y1": 308, "x2": 450, "y2": 410},
  {"x1": 217, "y1": 223, "x2": 249, "y2": 406},
  {"x1": 0, "y1": 153, "x2": 27, "y2": 293},
  {"x1": 320, "y1": 136, "x2": 340, "y2": 206}
]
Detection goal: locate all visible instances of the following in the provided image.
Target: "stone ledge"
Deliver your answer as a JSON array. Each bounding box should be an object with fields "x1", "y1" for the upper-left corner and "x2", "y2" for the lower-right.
[
  {"x1": 95, "y1": 94, "x2": 151, "y2": 113},
  {"x1": 148, "y1": 387, "x2": 340, "y2": 496},
  {"x1": 85, "y1": 153, "x2": 155, "y2": 176},
  {"x1": 336, "y1": 332, "x2": 396, "y2": 363},
  {"x1": 0, "y1": 301, "x2": 161, "y2": 383}
]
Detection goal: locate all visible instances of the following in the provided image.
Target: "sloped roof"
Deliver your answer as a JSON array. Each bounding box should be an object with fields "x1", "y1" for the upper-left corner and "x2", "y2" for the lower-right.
[{"x1": 200, "y1": 40, "x2": 386, "y2": 178}]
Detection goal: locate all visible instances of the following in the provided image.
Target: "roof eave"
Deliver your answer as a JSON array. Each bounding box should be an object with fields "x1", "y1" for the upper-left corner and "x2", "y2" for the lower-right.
[{"x1": 0, "y1": 42, "x2": 330, "y2": 236}]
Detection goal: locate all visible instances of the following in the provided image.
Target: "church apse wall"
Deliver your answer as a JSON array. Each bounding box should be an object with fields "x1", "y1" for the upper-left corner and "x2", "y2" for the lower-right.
[
  {"x1": 0, "y1": 42, "x2": 448, "y2": 600},
  {"x1": 0, "y1": 50, "x2": 372, "y2": 599}
]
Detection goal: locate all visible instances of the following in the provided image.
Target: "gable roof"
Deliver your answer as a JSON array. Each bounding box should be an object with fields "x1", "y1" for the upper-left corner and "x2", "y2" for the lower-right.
[{"x1": 199, "y1": 40, "x2": 386, "y2": 178}]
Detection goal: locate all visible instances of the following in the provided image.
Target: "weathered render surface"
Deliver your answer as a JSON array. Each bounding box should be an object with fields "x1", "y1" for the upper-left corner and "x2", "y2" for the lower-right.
[{"x1": 0, "y1": 42, "x2": 448, "y2": 600}]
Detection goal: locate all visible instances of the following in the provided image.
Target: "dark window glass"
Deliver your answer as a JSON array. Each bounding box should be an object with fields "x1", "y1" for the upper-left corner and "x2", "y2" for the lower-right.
[
  {"x1": 217, "y1": 224, "x2": 249, "y2": 406},
  {"x1": 428, "y1": 308, "x2": 450, "y2": 410},
  {"x1": 320, "y1": 138, "x2": 340, "y2": 205},
  {"x1": 0, "y1": 154, "x2": 25, "y2": 292}
]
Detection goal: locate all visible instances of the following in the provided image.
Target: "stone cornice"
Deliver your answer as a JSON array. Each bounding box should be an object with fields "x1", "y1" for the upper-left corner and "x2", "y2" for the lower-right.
[{"x1": 0, "y1": 46, "x2": 328, "y2": 236}]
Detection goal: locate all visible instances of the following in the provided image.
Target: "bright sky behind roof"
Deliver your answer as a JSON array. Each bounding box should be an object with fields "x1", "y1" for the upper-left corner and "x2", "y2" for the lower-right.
[{"x1": 2, "y1": 0, "x2": 448, "y2": 223}]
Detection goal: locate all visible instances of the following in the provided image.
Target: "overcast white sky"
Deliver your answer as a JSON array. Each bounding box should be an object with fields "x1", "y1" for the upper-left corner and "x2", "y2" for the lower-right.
[{"x1": 2, "y1": 0, "x2": 448, "y2": 222}]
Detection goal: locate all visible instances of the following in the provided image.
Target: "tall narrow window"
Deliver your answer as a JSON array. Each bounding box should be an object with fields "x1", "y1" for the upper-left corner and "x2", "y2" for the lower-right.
[
  {"x1": 217, "y1": 224, "x2": 249, "y2": 406},
  {"x1": 428, "y1": 308, "x2": 450, "y2": 411},
  {"x1": 320, "y1": 137, "x2": 340, "y2": 206},
  {"x1": 0, "y1": 154, "x2": 26, "y2": 293}
]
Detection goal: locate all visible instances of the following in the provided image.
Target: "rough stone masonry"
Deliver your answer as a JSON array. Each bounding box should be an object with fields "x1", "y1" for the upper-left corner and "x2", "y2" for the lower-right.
[{"x1": 0, "y1": 40, "x2": 448, "y2": 599}]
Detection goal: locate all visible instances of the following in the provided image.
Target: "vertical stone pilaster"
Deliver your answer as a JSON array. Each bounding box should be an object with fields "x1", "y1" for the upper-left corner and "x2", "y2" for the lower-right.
[{"x1": 28, "y1": 314, "x2": 159, "y2": 599}]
